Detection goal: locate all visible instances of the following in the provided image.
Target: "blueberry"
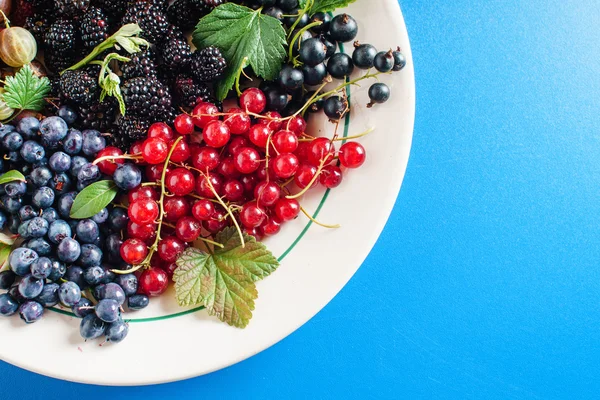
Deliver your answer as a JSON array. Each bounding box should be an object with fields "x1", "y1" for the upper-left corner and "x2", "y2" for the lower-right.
[
  {"x1": 9, "y1": 247, "x2": 38, "y2": 276},
  {"x1": 57, "y1": 237, "x2": 81, "y2": 263},
  {"x1": 58, "y1": 281, "x2": 81, "y2": 307},
  {"x1": 309, "y1": 12, "x2": 331, "y2": 33},
  {"x1": 36, "y1": 282, "x2": 59, "y2": 307},
  {"x1": 63, "y1": 129, "x2": 83, "y2": 155},
  {"x1": 48, "y1": 219, "x2": 72, "y2": 244},
  {"x1": 49, "y1": 151, "x2": 72, "y2": 173},
  {"x1": 76, "y1": 219, "x2": 99, "y2": 244},
  {"x1": 265, "y1": 87, "x2": 289, "y2": 112},
  {"x1": 373, "y1": 50, "x2": 394, "y2": 73},
  {"x1": 20, "y1": 140, "x2": 45, "y2": 164},
  {"x1": 18, "y1": 205, "x2": 37, "y2": 221},
  {"x1": 48, "y1": 259, "x2": 66, "y2": 282},
  {"x1": 113, "y1": 164, "x2": 142, "y2": 191},
  {"x1": 30, "y1": 257, "x2": 53, "y2": 279},
  {"x1": 115, "y1": 274, "x2": 138, "y2": 296},
  {"x1": 0, "y1": 124, "x2": 15, "y2": 140},
  {"x1": 72, "y1": 298, "x2": 94, "y2": 318},
  {"x1": 96, "y1": 282, "x2": 125, "y2": 305},
  {"x1": 70, "y1": 156, "x2": 88, "y2": 178},
  {"x1": 278, "y1": 65, "x2": 304, "y2": 91},
  {"x1": 328, "y1": 13, "x2": 358, "y2": 43},
  {"x1": 57, "y1": 192, "x2": 77, "y2": 218},
  {"x1": 39, "y1": 116, "x2": 68, "y2": 144},
  {"x1": 49, "y1": 172, "x2": 73, "y2": 194},
  {"x1": 57, "y1": 105, "x2": 77, "y2": 125},
  {"x1": 19, "y1": 300, "x2": 44, "y2": 323},
  {"x1": 0, "y1": 293, "x2": 19, "y2": 316},
  {"x1": 3, "y1": 131, "x2": 23, "y2": 151},
  {"x1": 392, "y1": 49, "x2": 406, "y2": 71},
  {"x1": 0, "y1": 270, "x2": 16, "y2": 289},
  {"x1": 80, "y1": 314, "x2": 107, "y2": 340},
  {"x1": 106, "y1": 319, "x2": 128, "y2": 343},
  {"x1": 368, "y1": 83, "x2": 391, "y2": 105},
  {"x1": 82, "y1": 130, "x2": 106, "y2": 156},
  {"x1": 5, "y1": 151, "x2": 20, "y2": 163},
  {"x1": 302, "y1": 63, "x2": 327, "y2": 85},
  {"x1": 31, "y1": 166, "x2": 53, "y2": 187},
  {"x1": 41, "y1": 207, "x2": 59, "y2": 224},
  {"x1": 83, "y1": 265, "x2": 105, "y2": 286},
  {"x1": 17, "y1": 220, "x2": 30, "y2": 237},
  {"x1": 8, "y1": 214, "x2": 20, "y2": 234},
  {"x1": 95, "y1": 298, "x2": 120, "y2": 323},
  {"x1": 327, "y1": 53, "x2": 354, "y2": 79},
  {"x1": 18, "y1": 275, "x2": 44, "y2": 299},
  {"x1": 127, "y1": 294, "x2": 149, "y2": 310},
  {"x1": 65, "y1": 265, "x2": 86, "y2": 289},
  {"x1": 16, "y1": 117, "x2": 40, "y2": 139},
  {"x1": 0, "y1": 210, "x2": 6, "y2": 230},
  {"x1": 100, "y1": 265, "x2": 116, "y2": 284},
  {"x1": 32, "y1": 186, "x2": 55, "y2": 209},
  {"x1": 323, "y1": 96, "x2": 348, "y2": 121},
  {"x1": 352, "y1": 43, "x2": 377, "y2": 69},
  {"x1": 108, "y1": 208, "x2": 128, "y2": 231},
  {"x1": 26, "y1": 238, "x2": 53, "y2": 256},
  {"x1": 26, "y1": 217, "x2": 49, "y2": 238},
  {"x1": 299, "y1": 38, "x2": 327, "y2": 66},
  {"x1": 8, "y1": 285, "x2": 26, "y2": 303},
  {"x1": 78, "y1": 244, "x2": 102, "y2": 267},
  {"x1": 77, "y1": 163, "x2": 100, "y2": 183},
  {"x1": 4, "y1": 181, "x2": 27, "y2": 198}
]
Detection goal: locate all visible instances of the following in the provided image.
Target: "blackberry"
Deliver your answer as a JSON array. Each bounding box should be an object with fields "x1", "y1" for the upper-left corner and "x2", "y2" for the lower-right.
[
  {"x1": 79, "y1": 7, "x2": 110, "y2": 50},
  {"x1": 59, "y1": 70, "x2": 99, "y2": 107},
  {"x1": 122, "y1": 1, "x2": 169, "y2": 44},
  {"x1": 121, "y1": 77, "x2": 172, "y2": 119},
  {"x1": 159, "y1": 34, "x2": 192, "y2": 69},
  {"x1": 113, "y1": 115, "x2": 151, "y2": 150},
  {"x1": 173, "y1": 74, "x2": 214, "y2": 109},
  {"x1": 147, "y1": 0, "x2": 169, "y2": 11},
  {"x1": 119, "y1": 49, "x2": 158, "y2": 80},
  {"x1": 78, "y1": 99, "x2": 118, "y2": 131},
  {"x1": 190, "y1": 47, "x2": 227, "y2": 82},
  {"x1": 54, "y1": 0, "x2": 90, "y2": 18},
  {"x1": 11, "y1": 0, "x2": 36, "y2": 27},
  {"x1": 93, "y1": 0, "x2": 128, "y2": 19},
  {"x1": 24, "y1": 14, "x2": 52, "y2": 47},
  {"x1": 45, "y1": 19, "x2": 77, "y2": 54},
  {"x1": 45, "y1": 51, "x2": 75, "y2": 75},
  {"x1": 191, "y1": 0, "x2": 225, "y2": 13},
  {"x1": 167, "y1": 0, "x2": 202, "y2": 31}
]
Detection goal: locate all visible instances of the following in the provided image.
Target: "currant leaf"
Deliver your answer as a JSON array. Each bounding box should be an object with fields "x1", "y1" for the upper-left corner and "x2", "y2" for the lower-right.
[
  {"x1": 311, "y1": 0, "x2": 357, "y2": 13},
  {"x1": 1, "y1": 65, "x2": 50, "y2": 112}
]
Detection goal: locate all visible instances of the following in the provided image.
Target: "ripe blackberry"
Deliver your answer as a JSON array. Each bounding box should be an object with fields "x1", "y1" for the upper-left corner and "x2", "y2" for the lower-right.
[
  {"x1": 78, "y1": 99, "x2": 118, "y2": 131},
  {"x1": 167, "y1": 0, "x2": 202, "y2": 31},
  {"x1": 24, "y1": 14, "x2": 52, "y2": 47},
  {"x1": 93, "y1": 0, "x2": 128, "y2": 19},
  {"x1": 45, "y1": 51, "x2": 75, "y2": 75},
  {"x1": 159, "y1": 34, "x2": 192, "y2": 69},
  {"x1": 59, "y1": 70, "x2": 99, "y2": 107},
  {"x1": 191, "y1": 0, "x2": 225, "y2": 13},
  {"x1": 173, "y1": 74, "x2": 214, "y2": 109},
  {"x1": 54, "y1": 0, "x2": 90, "y2": 18},
  {"x1": 113, "y1": 115, "x2": 151, "y2": 150},
  {"x1": 79, "y1": 7, "x2": 110, "y2": 50},
  {"x1": 122, "y1": 77, "x2": 172, "y2": 119},
  {"x1": 122, "y1": 1, "x2": 169, "y2": 44},
  {"x1": 190, "y1": 47, "x2": 227, "y2": 82},
  {"x1": 120, "y1": 49, "x2": 158, "y2": 80},
  {"x1": 45, "y1": 19, "x2": 77, "y2": 54}
]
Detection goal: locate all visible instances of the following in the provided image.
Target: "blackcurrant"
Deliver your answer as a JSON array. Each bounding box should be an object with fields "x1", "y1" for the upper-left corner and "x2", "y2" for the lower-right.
[
  {"x1": 299, "y1": 38, "x2": 327, "y2": 66},
  {"x1": 283, "y1": 8, "x2": 309, "y2": 29},
  {"x1": 256, "y1": 0, "x2": 276, "y2": 6},
  {"x1": 304, "y1": 91, "x2": 325, "y2": 113},
  {"x1": 327, "y1": 53, "x2": 354, "y2": 79},
  {"x1": 374, "y1": 50, "x2": 395, "y2": 72},
  {"x1": 352, "y1": 43, "x2": 377, "y2": 69},
  {"x1": 320, "y1": 34, "x2": 337, "y2": 59},
  {"x1": 328, "y1": 14, "x2": 358, "y2": 43},
  {"x1": 264, "y1": 7, "x2": 284, "y2": 20},
  {"x1": 302, "y1": 63, "x2": 328, "y2": 85},
  {"x1": 290, "y1": 29, "x2": 313, "y2": 57},
  {"x1": 392, "y1": 49, "x2": 407, "y2": 71},
  {"x1": 265, "y1": 87, "x2": 289, "y2": 112},
  {"x1": 368, "y1": 83, "x2": 391, "y2": 106},
  {"x1": 309, "y1": 12, "x2": 331, "y2": 33},
  {"x1": 278, "y1": 65, "x2": 304, "y2": 91},
  {"x1": 277, "y1": 0, "x2": 298, "y2": 12},
  {"x1": 323, "y1": 96, "x2": 348, "y2": 121}
]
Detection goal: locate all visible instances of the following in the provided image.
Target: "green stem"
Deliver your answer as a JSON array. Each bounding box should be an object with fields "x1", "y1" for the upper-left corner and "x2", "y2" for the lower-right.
[
  {"x1": 288, "y1": 21, "x2": 323, "y2": 64},
  {"x1": 287, "y1": 0, "x2": 313, "y2": 37}
]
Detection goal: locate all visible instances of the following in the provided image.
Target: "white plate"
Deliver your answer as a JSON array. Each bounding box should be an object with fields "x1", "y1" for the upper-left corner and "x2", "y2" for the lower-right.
[{"x1": 0, "y1": 0, "x2": 414, "y2": 385}]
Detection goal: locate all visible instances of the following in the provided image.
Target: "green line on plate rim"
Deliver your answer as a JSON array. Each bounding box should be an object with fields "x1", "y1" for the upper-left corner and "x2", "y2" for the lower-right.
[{"x1": 48, "y1": 42, "x2": 352, "y2": 323}]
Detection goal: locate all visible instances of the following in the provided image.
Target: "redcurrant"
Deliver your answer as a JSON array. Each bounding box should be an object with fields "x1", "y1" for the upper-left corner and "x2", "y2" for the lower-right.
[
  {"x1": 319, "y1": 165, "x2": 343, "y2": 188},
  {"x1": 339, "y1": 141, "x2": 366, "y2": 168},
  {"x1": 174, "y1": 114, "x2": 194, "y2": 135},
  {"x1": 223, "y1": 179, "x2": 245, "y2": 201},
  {"x1": 195, "y1": 173, "x2": 224, "y2": 198},
  {"x1": 273, "y1": 153, "x2": 299, "y2": 178},
  {"x1": 127, "y1": 221, "x2": 157, "y2": 243},
  {"x1": 248, "y1": 124, "x2": 271, "y2": 148},
  {"x1": 128, "y1": 186, "x2": 159, "y2": 203},
  {"x1": 224, "y1": 108, "x2": 251, "y2": 134},
  {"x1": 192, "y1": 102, "x2": 219, "y2": 129},
  {"x1": 240, "y1": 201, "x2": 266, "y2": 228},
  {"x1": 192, "y1": 199, "x2": 215, "y2": 221},
  {"x1": 139, "y1": 267, "x2": 169, "y2": 297},
  {"x1": 120, "y1": 238, "x2": 148, "y2": 265},
  {"x1": 274, "y1": 198, "x2": 300, "y2": 221},
  {"x1": 203, "y1": 120, "x2": 230, "y2": 148},
  {"x1": 295, "y1": 164, "x2": 318, "y2": 189},
  {"x1": 175, "y1": 216, "x2": 202, "y2": 242},
  {"x1": 95, "y1": 146, "x2": 124, "y2": 175},
  {"x1": 166, "y1": 168, "x2": 196, "y2": 196},
  {"x1": 240, "y1": 88, "x2": 267, "y2": 114},
  {"x1": 157, "y1": 236, "x2": 185, "y2": 263},
  {"x1": 254, "y1": 181, "x2": 281, "y2": 206},
  {"x1": 141, "y1": 137, "x2": 169, "y2": 164},
  {"x1": 272, "y1": 130, "x2": 299, "y2": 154},
  {"x1": 163, "y1": 196, "x2": 190, "y2": 222},
  {"x1": 192, "y1": 147, "x2": 220, "y2": 172},
  {"x1": 234, "y1": 147, "x2": 261, "y2": 174},
  {"x1": 308, "y1": 137, "x2": 336, "y2": 166},
  {"x1": 147, "y1": 122, "x2": 174, "y2": 142},
  {"x1": 168, "y1": 139, "x2": 191, "y2": 163}
]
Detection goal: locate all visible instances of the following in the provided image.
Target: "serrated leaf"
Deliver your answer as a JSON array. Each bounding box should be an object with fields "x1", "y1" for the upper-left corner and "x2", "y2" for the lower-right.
[
  {"x1": 0, "y1": 244, "x2": 11, "y2": 272},
  {"x1": 70, "y1": 180, "x2": 118, "y2": 219},
  {"x1": 174, "y1": 227, "x2": 280, "y2": 328},
  {"x1": 0, "y1": 170, "x2": 26, "y2": 185},
  {"x1": 299, "y1": 0, "x2": 308, "y2": 8},
  {"x1": 311, "y1": 0, "x2": 357, "y2": 13},
  {"x1": 193, "y1": 4, "x2": 287, "y2": 101},
  {"x1": 1, "y1": 65, "x2": 51, "y2": 112}
]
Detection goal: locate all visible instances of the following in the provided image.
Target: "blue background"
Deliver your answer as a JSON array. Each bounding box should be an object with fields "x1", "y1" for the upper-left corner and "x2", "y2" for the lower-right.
[{"x1": 2, "y1": 0, "x2": 599, "y2": 398}]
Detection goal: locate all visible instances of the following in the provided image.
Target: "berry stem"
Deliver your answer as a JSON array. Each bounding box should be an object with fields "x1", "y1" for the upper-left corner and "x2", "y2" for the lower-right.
[
  {"x1": 0, "y1": 10, "x2": 10, "y2": 29},
  {"x1": 287, "y1": 0, "x2": 314, "y2": 38},
  {"x1": 286, "y1": 157, "x2": 327, "y2": 200},
  {"x1": 298, "y1": 127, "x2": 375, "y2": 142},
  {"x1": 92, "y1": 154, "x2": 142, "y2": 165},
  {"x1": 234, "y1": 57, "x2": 250, "y2": 97},
  {"x1": 300, "y1": 205, "x2": 341, "y2": 229},
  {"x1": 288, "y1": 21, "x2": 323, "y2": 64}
]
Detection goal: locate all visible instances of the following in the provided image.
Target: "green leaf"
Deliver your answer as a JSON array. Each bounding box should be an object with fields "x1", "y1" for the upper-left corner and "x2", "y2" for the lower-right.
[
  {"x1": 1, "y1": 65, "x2": 51, "y2": 112},
  {"x1": 174, "y1": 227, "x2": 280, "y2": 328},
  {"x1": 299, "y1": 0, "x2": 309, "y2": 8},
  {"x1": 311, "y1": 0, "x2": 357, "y2": 13},
  {"x1": 193, "y1": 4, "x2": 287, "y2": 101},
  {"x1": 0, "y1": 170, "x2": 26, "y2": 185},
  {"x1": 0, "y1": 244, "x2": 11, "y2": 272},
  {"x1": 70, "y1": 180, "x2": 118, "y2": 219}
]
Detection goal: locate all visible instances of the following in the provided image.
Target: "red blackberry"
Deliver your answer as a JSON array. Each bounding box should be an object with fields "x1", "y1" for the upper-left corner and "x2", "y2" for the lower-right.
[
  {"x1": 173, "y1": 74, "x2": 214, "y2": 109},
  {"x1": 45, "y1": 19, "x2": 77, "y2": 54},
  {"x1": 121, "y1": 1, "x2": 169, "y2": 44},
  {"x1": 78, "y1": 98, "x2": 118, "y2": 131},
  {"x1": 79, "y1": 7, "x2": 110, "y2": 50},
  {"x1": 190, "y1": 46, "x2": 227, "y2": 82},
  {"x1": 59, "y1": 69, "x2": 99, "y2": 107},
  {"x1": 122, "y1": 76, "x2": 173, "y2": 119},
  {"x1": 54, "y1": 0, "x2": 90, "y2": 18},
  {"x1": 167, "y1": 0, "x2": 202, "y2": 31},
  {"x1": 119, "y1": 48, "x2": 158, "y2": 80},
  {"x1": 113, "y1": 115, "x2": 151, "y2": 150},
  {"x1": 24, "y1": 14, "x2": 52, "y2": 47},
  {"x1": 159, "y1": 34, "x2": 192, "y2": 69}
]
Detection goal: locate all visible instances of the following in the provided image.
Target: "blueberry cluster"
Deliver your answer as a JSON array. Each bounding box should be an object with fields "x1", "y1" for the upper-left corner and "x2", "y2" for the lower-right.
[{"x1": 0, "y1": 107, "x2": 146, "y2": 344}]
